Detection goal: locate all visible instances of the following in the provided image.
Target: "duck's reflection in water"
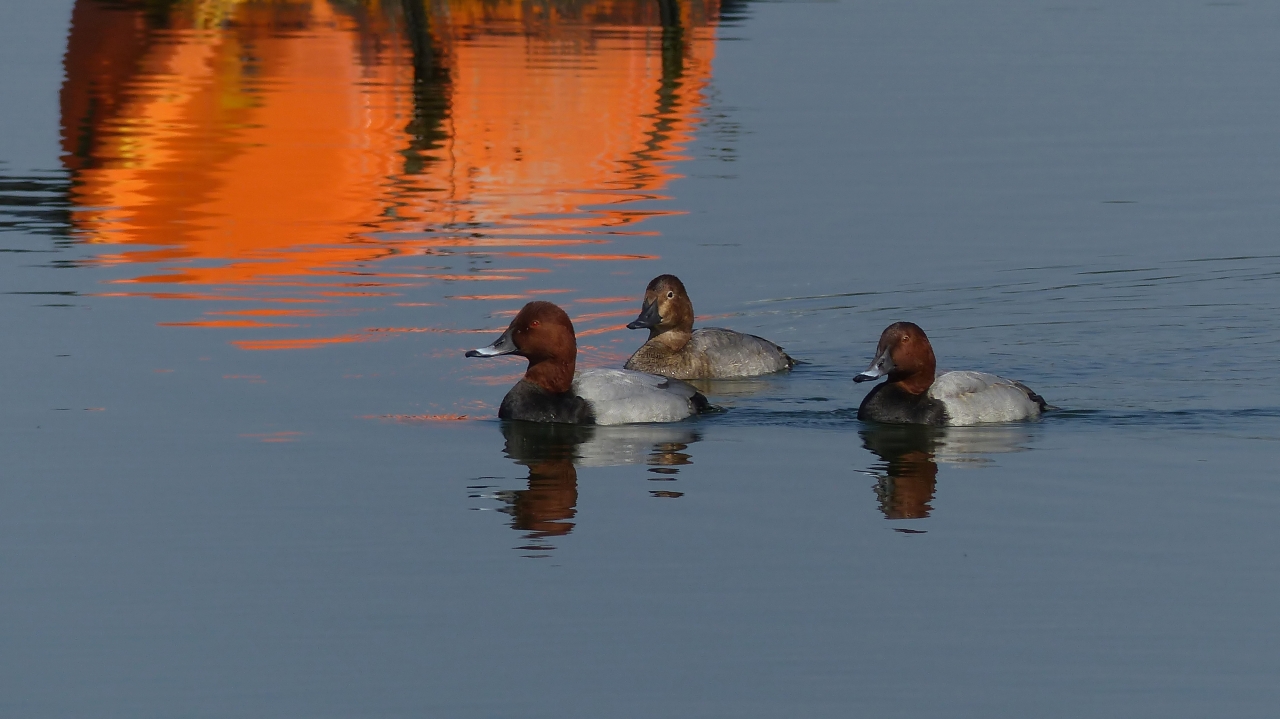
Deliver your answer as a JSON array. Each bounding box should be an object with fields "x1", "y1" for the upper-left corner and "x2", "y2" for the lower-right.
[
  {"x1": 860, "y1": 425, "x2": 940, "y2": 520},
  {"x1": 495, "y1": 422, "x2": 701, "y2": 554},
  {"x1": 859, "y1": 423, "x2": 1036, "y2": 522},
  {"x1": 497, "y1": 423, "x2": 588, "y2": 545},
  {"x1": 686, "y1": 378, "x2": 780, "y2": 399}
]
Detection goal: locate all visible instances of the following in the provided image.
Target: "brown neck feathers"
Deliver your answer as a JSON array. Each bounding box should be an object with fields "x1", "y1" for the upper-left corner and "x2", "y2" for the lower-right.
[{"x1": 525, "y1": 356, "x2": 575, "y2": 395}]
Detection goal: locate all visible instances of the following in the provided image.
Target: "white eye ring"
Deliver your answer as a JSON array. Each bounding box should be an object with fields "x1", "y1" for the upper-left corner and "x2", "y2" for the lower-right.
[{"x1": 667, "y1": 291, "x2": 674, "y2": 298}]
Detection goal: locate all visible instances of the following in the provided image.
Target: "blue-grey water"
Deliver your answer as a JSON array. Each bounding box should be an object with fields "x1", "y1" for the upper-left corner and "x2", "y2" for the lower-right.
[{"x1": 3, "y1": 1, "x2": 1280, "y2": 716}]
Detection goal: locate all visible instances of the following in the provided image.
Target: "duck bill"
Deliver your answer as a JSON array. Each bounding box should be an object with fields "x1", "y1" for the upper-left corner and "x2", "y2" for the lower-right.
[
  {"x1": 466, "y1": 327, "x2": 518, "y2": 358},
  {"x1": 854, "y1": 347, "x2": 893, "y2": 383},
  {"x1": 626, "y1": 300, "x2": 661, "y2": 330}
]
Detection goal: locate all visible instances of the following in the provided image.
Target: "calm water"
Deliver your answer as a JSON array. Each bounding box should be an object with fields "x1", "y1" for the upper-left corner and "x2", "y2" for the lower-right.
[{"x1": 2, "y1": 1, "x2": 1280, "y2": 716}]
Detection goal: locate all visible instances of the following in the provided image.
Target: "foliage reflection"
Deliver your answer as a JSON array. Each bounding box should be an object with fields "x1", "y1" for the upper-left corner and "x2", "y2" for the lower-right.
[{"x1": 59, "y1": 0, "x2": 721, "y2": 346}]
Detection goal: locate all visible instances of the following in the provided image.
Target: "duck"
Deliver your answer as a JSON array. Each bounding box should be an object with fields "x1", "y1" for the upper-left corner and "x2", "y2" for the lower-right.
[
  {"x1": 853, "y1": 322, "x2": 1047, "y2": 426},
  {"x1": 623, "y1": 274, "x2": 794, "y2": 379},
  {"x1": 467, "y1": 301, "x2": 708, "y2": 425}
]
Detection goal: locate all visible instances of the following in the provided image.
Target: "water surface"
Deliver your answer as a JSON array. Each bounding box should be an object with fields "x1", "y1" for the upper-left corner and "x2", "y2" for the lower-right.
[{"x1": 2, "y1": 1, "x2": 1280, "y2": 717}]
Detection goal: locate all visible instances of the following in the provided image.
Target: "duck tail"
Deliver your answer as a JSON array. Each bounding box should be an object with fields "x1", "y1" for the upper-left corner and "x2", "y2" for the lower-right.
[
  {"x1": 690, "y1": 390, "x2": 711, "y2": 413},
  {"x1": 1013, "y1": 381, "x2": 1054, "y2": 412}
]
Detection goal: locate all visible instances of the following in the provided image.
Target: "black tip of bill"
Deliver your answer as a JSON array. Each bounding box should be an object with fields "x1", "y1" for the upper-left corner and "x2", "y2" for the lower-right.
[{"x1": 626, "y1": 301, "x2": 660, "y2": 330}]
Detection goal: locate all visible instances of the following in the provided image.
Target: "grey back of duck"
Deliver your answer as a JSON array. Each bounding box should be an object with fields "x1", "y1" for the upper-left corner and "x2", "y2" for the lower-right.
[{"x1": 624, "y1": 328, "x2": 794, "y2": 380}]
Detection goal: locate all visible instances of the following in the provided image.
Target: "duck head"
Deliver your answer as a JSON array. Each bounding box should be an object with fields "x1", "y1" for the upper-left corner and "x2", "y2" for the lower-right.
[
  {"x1": 854, "y1": 321, "x2": 937, "y2": 395},
  {"x1": 626, "y1": 274, "x2": 695, "y2": 349},
  {"x1": 467, "y1": 301, "x2": 577, "y2": 394}
]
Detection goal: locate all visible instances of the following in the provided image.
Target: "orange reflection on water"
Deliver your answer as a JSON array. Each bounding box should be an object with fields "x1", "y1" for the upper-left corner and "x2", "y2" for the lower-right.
[
  {"x1": 159, "y1": 320, "x2": 300, "y2": 328},
  {"x1": 61, "y1": 0, "x2": 720, "y2": 348},
  {"x1": 232, "y1": 334, "x2": 377, "y2": 351},
  {"x1": 206, "y1": 309, "x2": 349, "y2": 317},
  {"x1": 93, "y1": 292, "x2": 332, "y2": 303},
  {"x1": 241, "y1": 431, "x2": 305, "y2": 443}
]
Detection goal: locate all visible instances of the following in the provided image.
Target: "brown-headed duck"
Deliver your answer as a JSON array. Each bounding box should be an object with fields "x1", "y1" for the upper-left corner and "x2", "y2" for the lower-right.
[
  {"x1": 853, "y1": 322, "x2": 1047, "y2": 426},
  {"x1": 467, "y1": 301, "x2": 708, "y2": 425},
  {"x1": 623, "y1": 274, "x2": 794, "y2": 379}
]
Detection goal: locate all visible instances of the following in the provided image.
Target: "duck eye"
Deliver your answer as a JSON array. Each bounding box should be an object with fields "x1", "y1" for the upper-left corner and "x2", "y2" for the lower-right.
[
  {"x1": 529, "y1": 320, "x2": 540, "y2": 328},
  {"x1": 666, "y1": 291, "x2": 674, "y2": 299}
]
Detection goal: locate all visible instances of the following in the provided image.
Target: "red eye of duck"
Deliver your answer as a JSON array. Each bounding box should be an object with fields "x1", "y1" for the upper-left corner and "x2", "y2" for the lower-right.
[{"x1": 529, "y1": 320, "x2": 540, "y2": 328}]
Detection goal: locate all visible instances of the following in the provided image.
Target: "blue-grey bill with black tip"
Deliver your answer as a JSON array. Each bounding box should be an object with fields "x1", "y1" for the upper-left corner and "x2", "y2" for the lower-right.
[
  {"x1": 854, "y1": 346, "x2": 894, "y2": 382},
  {"x1": 626, "y1": 300, "x2": 661, "y2": 330},
  {"x1": 465, "y1": 328, "x2": 518, "y2": 358}
]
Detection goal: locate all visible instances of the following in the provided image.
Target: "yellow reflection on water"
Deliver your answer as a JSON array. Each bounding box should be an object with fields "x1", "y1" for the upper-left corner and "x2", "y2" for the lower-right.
[{"x1": 61, "y1": 0, "x2": 719, "y2": 347}]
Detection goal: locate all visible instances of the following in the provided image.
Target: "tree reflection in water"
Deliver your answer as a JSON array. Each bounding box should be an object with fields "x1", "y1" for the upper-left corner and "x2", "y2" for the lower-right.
[{"x1": 54, "y1": 0, "x2": 723, "y2": 350}]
